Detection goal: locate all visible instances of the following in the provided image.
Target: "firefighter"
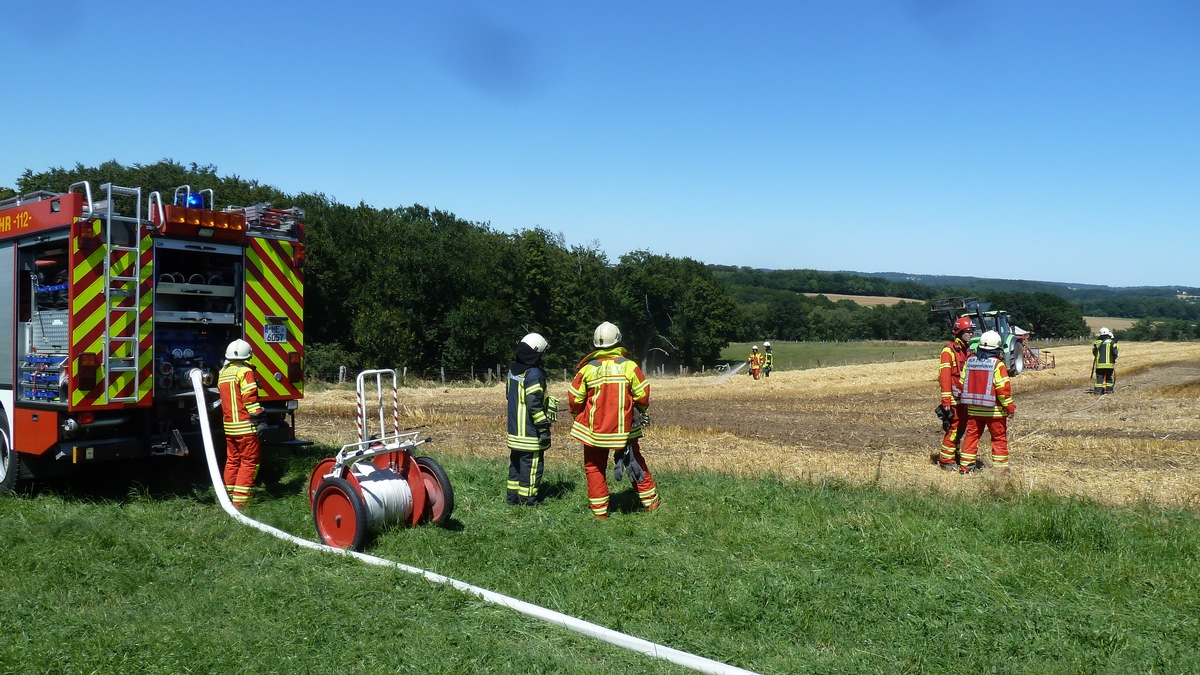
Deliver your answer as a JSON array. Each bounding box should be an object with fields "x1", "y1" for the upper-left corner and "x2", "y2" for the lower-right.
[
  {"x1": 218, "y1": 339, "x2": 265, "y2": 509},
  {"x1": 568, "y1": 321, "x2": 661, "y2": 519},
  {"x1": 936, "y1": 317, "x2": 974, "y2": 470},
  {"x1": 748, "y1": 345, "x2": 765, "y2": 379},
  {"x1": 1092, "y1": 327, "x2": 1118, "y2": 395},
  {"x1": 957, "y1": 330, "x2": 1016, "y2": 474},
  {"x1": 763, "y1": 341, "x2": 774, "y2": 377},
  {"x1": 506, "y1": 333, "x2": 555, "y2": 506}
]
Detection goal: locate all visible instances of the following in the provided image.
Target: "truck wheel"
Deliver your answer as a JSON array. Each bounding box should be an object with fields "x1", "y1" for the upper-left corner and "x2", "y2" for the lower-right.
[
  {"x1": 415, "y1": 456, "x2": 455, "y2": 526},
  {"x1": 0, "y1": 422, "x2": 18, "y2": 494}
]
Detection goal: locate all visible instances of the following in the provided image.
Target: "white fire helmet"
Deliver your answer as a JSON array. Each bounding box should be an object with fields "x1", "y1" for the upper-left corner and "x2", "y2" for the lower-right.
[
  {"x1": 1099, "y1": 327, "x2": 1113, "y2": 338},
  {"x1": 752, "y1": 345, "x2": 759, "y2": 350},
  {"x1": 593, "y1": 321, "x2": 621, "y2": 348},
  {"x1": 520, "y1": 332, "x2": 549, "y2": 353},
  {"x1": 978, "y1": 330, "x2": 1002, "y2": 351},
  {"x1": 225, "y1": 339, "x2": 252, "y2": 361},
  {"x1": 763, "y1": 341, "x2": 771, "y2": 347}
]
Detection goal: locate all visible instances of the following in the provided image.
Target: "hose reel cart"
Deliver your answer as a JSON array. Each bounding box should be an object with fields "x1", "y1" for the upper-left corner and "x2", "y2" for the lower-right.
[{"x1": 307, "y1": 369, "x2": 454, "y2": 551}]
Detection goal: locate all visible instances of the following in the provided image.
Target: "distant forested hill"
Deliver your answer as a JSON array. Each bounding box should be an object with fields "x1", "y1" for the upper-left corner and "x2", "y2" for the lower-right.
[
  {"x1": 711, "y1": 265, "x2": 1197, "y2": 341},
  {"x1": 862, "y1": 272, "x2": 1198, "y2": 303}
]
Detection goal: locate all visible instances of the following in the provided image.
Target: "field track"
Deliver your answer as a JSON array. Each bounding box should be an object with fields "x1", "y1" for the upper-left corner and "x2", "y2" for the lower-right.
[{"x1": 298, "y1": 342, "x2": 1200, "y2": 509}]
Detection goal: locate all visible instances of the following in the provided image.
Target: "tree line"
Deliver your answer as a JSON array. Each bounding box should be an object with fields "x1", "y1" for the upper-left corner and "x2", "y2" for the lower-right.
[{"x1": 4, "y1": 161, "x2": 1182, "y2": 381}]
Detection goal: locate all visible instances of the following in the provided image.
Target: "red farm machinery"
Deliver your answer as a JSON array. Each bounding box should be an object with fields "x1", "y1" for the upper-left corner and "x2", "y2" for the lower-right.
[{"x1": 931, "y1": 297, "x2": 1055, "y2": 375}]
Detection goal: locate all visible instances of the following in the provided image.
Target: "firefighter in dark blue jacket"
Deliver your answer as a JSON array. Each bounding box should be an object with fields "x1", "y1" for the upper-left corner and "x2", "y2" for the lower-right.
[
  {"x1": 506, "y1": 333, "x2": 556, "y2": 506},
  {"x1": 1092, "y1": 327, "x2": 1119, "y2": 395}
]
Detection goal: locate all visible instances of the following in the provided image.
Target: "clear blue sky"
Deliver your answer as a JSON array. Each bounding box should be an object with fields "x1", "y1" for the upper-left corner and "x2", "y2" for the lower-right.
[{"x1": 4, "y1": 1, "x2": 1197, "y2": 288}]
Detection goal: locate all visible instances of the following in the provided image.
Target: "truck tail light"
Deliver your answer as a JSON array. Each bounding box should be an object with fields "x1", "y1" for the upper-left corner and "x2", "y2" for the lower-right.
[
  {"x1": 288, "y1": 352, "x2": 302, "y2": 382},
  {"x1": 78, "y1": 352, "x2": 99, "y2": 387}
]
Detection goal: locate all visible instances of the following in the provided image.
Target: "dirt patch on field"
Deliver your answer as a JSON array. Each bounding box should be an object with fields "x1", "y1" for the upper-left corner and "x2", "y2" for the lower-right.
[
  {"x1": 297, "y1": 343, "x2": 1200, "y2": 509},
  {"x1": 802, "y1": 292, "x2": 911, "y2": 306}
]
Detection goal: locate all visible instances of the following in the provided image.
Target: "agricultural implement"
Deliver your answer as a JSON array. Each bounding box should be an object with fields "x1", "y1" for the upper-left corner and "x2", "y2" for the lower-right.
[{"x1": 307, "y1": 369, "x2": 454, "y2": 551}]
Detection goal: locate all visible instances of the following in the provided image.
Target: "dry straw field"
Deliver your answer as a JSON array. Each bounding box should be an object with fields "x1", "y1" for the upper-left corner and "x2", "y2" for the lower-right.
[{"x1": 298, "y1": 342, "x2": 1200, "y2": 509}]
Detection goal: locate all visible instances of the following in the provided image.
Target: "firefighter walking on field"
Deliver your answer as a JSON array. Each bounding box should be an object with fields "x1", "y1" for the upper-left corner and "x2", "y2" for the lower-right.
[
  {"x1": 218, "y1": 339, "x2": 265, "y2": 509},
  {"x1": 748, "y1": 345, "x2": 765, "y2": 379},
  {"x1": 957, "y1": 330, "x2": 1016, "y2": 474},
  {"x1": 568, "y1": 322, "x2": 661, "y2": 519},
  {"x1": 506, "y1": 333, "x2": 555, "y2": 506},
  {"x1": 763, "y1": 341, "x2": 774, "y2": 377},
  {"x1": 1092, "y1": 327, "x2": 1118, "y2": 395},
  {"x1": 936, "y1": 317, "x2": 974, "y2": 470}
]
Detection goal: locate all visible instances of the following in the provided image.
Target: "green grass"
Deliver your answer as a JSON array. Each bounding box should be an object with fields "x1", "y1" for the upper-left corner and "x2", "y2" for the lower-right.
[
  {"x1": 2, "y1": 450, "x2": 1199, "y2": 674},
  {"x1": 723, "y1": 340, "x2": 943, "y2": 371}
]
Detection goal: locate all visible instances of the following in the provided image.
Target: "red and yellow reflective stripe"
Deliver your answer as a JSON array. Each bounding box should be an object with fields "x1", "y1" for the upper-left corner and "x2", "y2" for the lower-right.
[
  {"x1": 244, "y1": 237, "x2": 304, "y2": 399},
  {"x1": 69, "y1": 226, "x2": 153, "y2": 408}
]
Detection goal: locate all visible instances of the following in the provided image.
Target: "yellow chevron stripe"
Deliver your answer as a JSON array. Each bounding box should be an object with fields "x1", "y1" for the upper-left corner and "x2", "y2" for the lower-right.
[
  {"x1": 246, "y1": 268, "x2": 301, "y2": 324},
  {"x1": 249, "y1": 244, "x2": 303, "y2": 317}
]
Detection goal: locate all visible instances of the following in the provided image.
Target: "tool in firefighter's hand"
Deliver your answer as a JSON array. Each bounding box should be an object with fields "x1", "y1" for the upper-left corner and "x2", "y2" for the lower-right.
[
  {"x1": 633, "y1": 406, "x2": 650, "y2": 428},
  {"x1": 613, "y1": 445, "x2": 645, "y2": 483},
  {"x1": 544, "y1": 395, "x2": 559, "y2": 423},
  {"x1": 934, "y1": 404, "x2": 954, "y2": 432}
]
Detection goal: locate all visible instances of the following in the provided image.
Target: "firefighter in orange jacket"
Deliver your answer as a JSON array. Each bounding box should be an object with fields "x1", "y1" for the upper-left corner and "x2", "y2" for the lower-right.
[
  {"x1": 748, "y1": 345, "x2": 765, "y2": 379},
  {"x1": 936, "y1": 317, "x2": 974, "y2": 470},
  {"x1": 957, "y1": 330, "x2": 1015, "y2": 474},
  {"x1": 568, "y1": 321, "x2": 661, "y2": 519},
  {"x1": 218, "y1": 339, "x2": 265, "y2": 509}
]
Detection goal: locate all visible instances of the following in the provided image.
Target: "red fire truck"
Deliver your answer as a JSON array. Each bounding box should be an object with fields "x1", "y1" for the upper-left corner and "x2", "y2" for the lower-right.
[{"x1": 0, "y1": 181, "x2": 305, "y2": 491}]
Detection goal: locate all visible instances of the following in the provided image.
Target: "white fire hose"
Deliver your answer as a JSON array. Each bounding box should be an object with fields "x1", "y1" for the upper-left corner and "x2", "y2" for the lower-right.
[{"x1": 188, "y1": 369, "x2": 757, "y2": 675}]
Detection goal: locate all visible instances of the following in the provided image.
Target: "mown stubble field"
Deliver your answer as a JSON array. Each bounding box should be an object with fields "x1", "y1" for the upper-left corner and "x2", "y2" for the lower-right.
[{"x1": 299, "y1": 342, "x2": 1200, "y2": 509}]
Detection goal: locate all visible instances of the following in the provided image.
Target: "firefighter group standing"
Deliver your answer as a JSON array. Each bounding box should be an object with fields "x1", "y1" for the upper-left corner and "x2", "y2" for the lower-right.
[{"x1": 1092, "y1": 327, "x2": 1118, "y2": 395}]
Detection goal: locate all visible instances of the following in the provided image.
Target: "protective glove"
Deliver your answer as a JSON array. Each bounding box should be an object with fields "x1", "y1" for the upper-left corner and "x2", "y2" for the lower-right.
[
  {"x1": 613, "y1": 446, "x2": 645, "y2": 483},
  {"x1": 633, "y1": 407, "x2": 651, "y2": 428},
  {"x1": 934, "y1": 404, "x2": 952, "y2": 432},
  {"x1": 537, "y1": 427, "x2": 551, "y2": 447},
  {"x1": 544, "y1": 396, "x2": 559, "y2": 423},
  {"x1": 250, "y1": 413, "x2": 267, "y2": 437}
]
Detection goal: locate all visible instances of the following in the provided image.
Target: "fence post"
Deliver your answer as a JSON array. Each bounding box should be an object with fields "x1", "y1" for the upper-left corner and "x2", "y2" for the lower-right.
[
  {"x1": 402, "y1": 366, "x2": 407, "y2": 385},
  {"x1": 470, "y1": 365, "x2": 474, "y2": 382},
  {"x1": 440, "y1": 367, "x2": 445, "y2": 384},
  {"x1": 338, "y1": 365, "x2": 346, "y2": 383}
]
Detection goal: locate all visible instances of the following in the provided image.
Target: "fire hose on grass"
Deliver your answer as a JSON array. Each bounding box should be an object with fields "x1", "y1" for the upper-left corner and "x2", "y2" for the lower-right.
[{"x1": 186, "y1": 368, "x2": 756, "y2": 675}]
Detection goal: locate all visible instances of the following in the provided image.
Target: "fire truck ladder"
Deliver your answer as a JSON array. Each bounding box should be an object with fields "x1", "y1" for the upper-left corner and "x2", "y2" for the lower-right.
[{"x1": 100, "y1": 183, "x2": 146, "y2": 403}]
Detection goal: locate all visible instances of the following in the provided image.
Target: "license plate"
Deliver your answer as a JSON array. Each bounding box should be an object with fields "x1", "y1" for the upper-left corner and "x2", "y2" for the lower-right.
[{"x1": 264, "y1": 324, "x2": 287, "y2": 343}]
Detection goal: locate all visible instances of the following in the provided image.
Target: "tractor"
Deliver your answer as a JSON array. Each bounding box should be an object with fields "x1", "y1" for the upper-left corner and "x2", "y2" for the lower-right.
[{"x1": 931, "y1": 297, "x2": 1029, "y2": 376}]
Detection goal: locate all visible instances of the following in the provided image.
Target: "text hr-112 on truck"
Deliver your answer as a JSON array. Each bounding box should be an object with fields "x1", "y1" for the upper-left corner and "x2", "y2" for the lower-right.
[{"x1": 0, "y1": 182, "x2": 306, "y2": 492}]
